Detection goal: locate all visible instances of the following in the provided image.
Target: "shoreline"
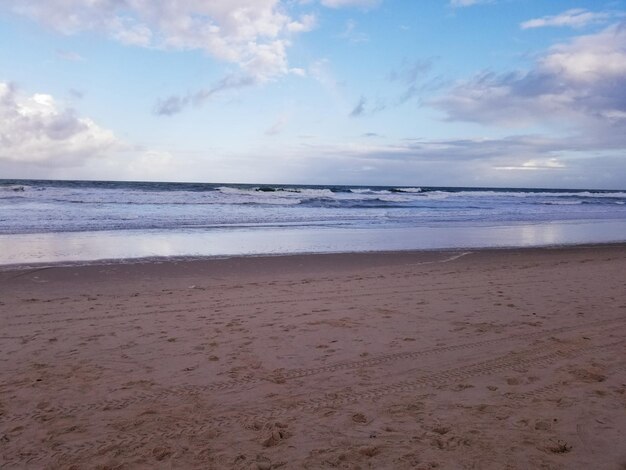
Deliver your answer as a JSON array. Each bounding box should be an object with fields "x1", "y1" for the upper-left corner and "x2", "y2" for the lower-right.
[
  {"x1": 1, "y1": 217, "x2": 625, "y2": 269},
  {"x1": 1, "y1": 240, "x2": 626, "y2": 272}
]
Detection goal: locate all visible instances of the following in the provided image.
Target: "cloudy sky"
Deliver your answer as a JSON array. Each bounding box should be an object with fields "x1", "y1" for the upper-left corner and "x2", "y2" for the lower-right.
[{"x1": 1, "y1": 0, "x2": 625, "y2": 188}]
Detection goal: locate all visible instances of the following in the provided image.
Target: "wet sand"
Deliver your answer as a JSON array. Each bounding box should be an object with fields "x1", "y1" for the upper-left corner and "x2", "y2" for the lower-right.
[{"x1": 1, "y1": 245, "x2": 625, "y2": 469}]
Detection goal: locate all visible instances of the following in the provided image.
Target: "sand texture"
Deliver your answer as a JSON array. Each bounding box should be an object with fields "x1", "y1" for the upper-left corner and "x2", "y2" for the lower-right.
[{"x1": 1, "y1": 246, "x2": 626, "y2": 469}]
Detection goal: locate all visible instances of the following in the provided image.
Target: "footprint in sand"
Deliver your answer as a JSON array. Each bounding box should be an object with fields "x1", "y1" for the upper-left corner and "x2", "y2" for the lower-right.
[{"x1": 262, "y1": 422, "x2": 290, "y2": 447}]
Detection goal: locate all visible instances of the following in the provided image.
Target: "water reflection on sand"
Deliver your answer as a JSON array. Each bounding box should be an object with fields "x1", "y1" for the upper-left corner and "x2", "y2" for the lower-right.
[{"x1": 1, "y1": 219, "x2": 625, "y2": 266}]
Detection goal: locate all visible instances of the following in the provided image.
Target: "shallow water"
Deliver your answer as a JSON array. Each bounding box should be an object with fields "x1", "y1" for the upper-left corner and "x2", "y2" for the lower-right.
[{"x1": 1, "y1": 220, "x2": 625, "y2": 266}]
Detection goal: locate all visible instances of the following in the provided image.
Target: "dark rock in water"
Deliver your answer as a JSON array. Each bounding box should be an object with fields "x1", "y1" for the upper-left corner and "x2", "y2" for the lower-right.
[
  {"x1": 12, "y1": 186, "x2": 25, "y2": 192},
  {"x1": 256, "y1": 186, "x2": 302, "y2": 193}
]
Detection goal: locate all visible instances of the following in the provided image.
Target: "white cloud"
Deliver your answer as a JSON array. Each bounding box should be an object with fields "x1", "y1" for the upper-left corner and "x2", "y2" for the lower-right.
[
  {"x1": 540, "y1": 25, "x2": 626, "y2": 82},
  {"x1": 449, "y1": 0, "x2": 493, "y2": 8},
  {"x1": 341, "y1": 19, "x2": 369, "y2": 43},
  {"x1": 521, "y1": 9, "x2": 618, "y2": 30},
  {"x1": 0, "y1": 82, "x2": 118, "y2": 165},
  {"x1": 287, "y1": 13, "x2": 316, "y2": 33},
  {"x1": 249, "y1": 135, "x2": 621, "y2": 187},
  {"x1": 495, "y1": 158, "x2": 566, "y2": 171},
  {"x1": 434, "y1": 23, "x2": 626, "y2": 130},
  {"x1": 321, "y1": 0, "x2": 381, "y2": 9},
  {"x1": 55, "y1": 50, "x2": 84, "y2": 62},
  {"x1": 6, "y1": 1, "x2": 316, "y2": 82},
  {"x1": 110, "y1": 19, "x2": 153, "y2": 46},
  {"x1": 309, "y1": 58, "x2": 344, "y2": 96}
]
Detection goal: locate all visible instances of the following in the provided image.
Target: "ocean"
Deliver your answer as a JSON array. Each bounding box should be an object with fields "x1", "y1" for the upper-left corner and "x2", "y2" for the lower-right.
[{"x1": 1, "y1": 179, "x2": 626, "y2": 265}]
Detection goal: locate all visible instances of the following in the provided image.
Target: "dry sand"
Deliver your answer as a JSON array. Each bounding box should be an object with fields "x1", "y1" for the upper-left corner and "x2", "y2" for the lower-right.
[{"x1": 1, "y1": 245, "x2": 625, "y2": 469}]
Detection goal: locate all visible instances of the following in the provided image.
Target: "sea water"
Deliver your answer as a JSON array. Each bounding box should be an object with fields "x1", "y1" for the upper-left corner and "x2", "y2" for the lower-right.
[{"x1": 1, "y1": 179, "x2": 625, "y2": 265}]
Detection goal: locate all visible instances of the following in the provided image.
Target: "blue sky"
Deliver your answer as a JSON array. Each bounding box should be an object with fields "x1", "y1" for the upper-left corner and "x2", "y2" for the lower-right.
[{"x1": 1, "y1": 0, "x2": 625, "y2": 188}]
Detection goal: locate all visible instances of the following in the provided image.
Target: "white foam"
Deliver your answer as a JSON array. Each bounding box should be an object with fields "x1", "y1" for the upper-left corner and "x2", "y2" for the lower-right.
[
  {"x1": 542, "y1": 201, "x2": 583, "y2": 205},
  {"x1": 394, "y1": 187, "x2": 423, "y2": 193},
  {"x1": 424, "y1": 190, "x2": 626, "y2": 199}
]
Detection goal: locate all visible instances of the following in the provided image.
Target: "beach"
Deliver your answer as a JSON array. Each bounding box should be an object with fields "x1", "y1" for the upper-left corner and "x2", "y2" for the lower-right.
[{"x1": 1, "y1": 245, "x2": 625, "y2": 469}]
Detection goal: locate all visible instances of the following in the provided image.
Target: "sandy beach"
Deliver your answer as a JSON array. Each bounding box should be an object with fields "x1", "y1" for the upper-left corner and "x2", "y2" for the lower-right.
[{"x1": 1, "y1": 245, "x2": 625, "y2": 469}]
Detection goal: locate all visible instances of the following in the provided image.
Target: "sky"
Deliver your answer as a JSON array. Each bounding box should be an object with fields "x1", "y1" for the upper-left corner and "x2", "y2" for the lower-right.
[{"x1": 1, "y1": 0, "x2": 625, "y2": 189}]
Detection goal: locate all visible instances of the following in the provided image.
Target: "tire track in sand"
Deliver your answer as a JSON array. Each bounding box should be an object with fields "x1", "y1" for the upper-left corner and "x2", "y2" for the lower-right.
[
  {"x1": 5, "y1": 338, "x2": 623, "y2": 466},
  {"x1": 3, "y1": 315, "x2": 624, "y2": 425}
]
